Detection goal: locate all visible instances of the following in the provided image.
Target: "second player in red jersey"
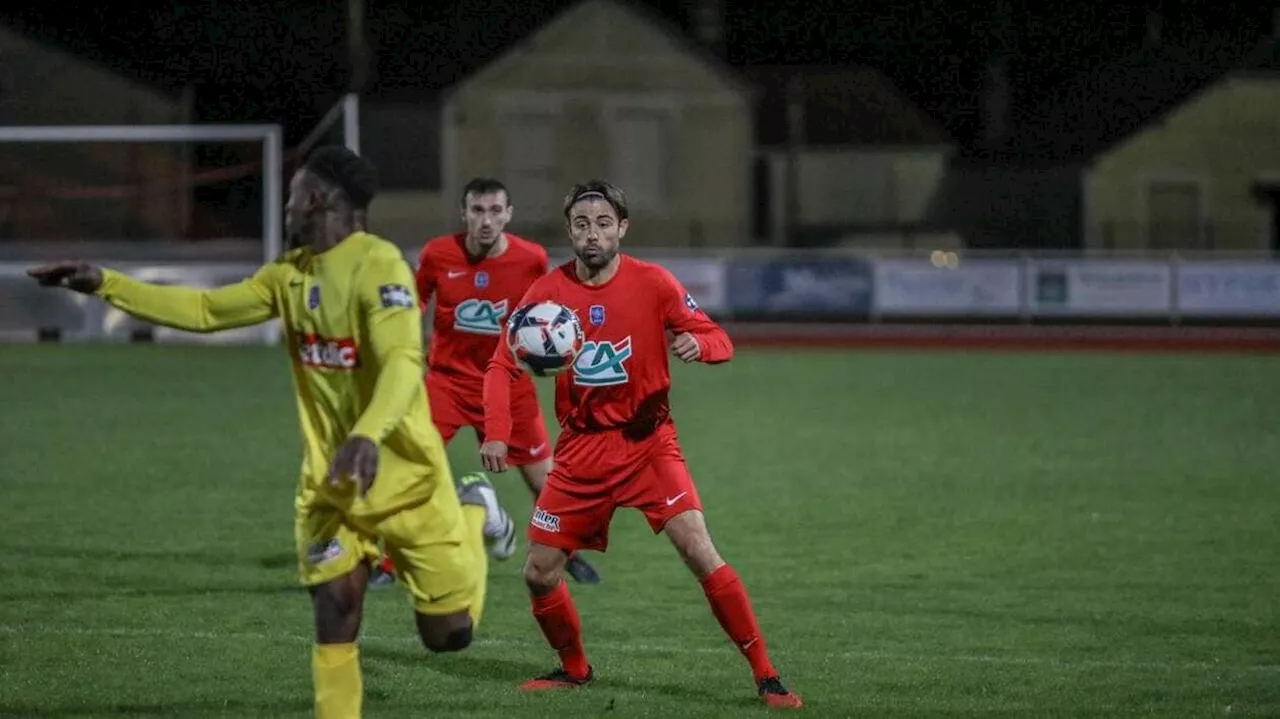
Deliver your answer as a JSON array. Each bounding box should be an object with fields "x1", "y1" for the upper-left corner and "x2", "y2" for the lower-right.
[
  {"x1": 396, "y1": 178, "x2": 599, "y2": 585},
  {"x1": 482, "y1": 180, "x2": 801, "y2": 709},
  {"x1": 418, "y1": 182, "x2": 549, "y2": 469}
]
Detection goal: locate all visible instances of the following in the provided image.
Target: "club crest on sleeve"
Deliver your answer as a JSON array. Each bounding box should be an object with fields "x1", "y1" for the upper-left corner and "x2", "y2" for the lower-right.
[
  {"x1": 378, "y1": 284, "x2": 415, "y2": 309},
  {"x1": 474, "y1": 271, "x2": 489, "y2": 289},
  {"x1": 589, "y1": 305, "x2": 606, "y2": 326},
  {"x1": 308, "y1": 285, "x2": 321, "y2": 310},
  {"x1": 684, "y1": 292, "x2": 699, "y2": 312}
]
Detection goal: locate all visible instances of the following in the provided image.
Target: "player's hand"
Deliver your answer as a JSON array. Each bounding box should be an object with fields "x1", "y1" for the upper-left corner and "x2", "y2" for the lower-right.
[
  {"x1": 670, "y1": 332, "x2": 701, "y2": 363},
  {"x1": 328, "y1": 435, "x2": 379, "y2": 497},
  {"x1": 479, "y1": 440, "x2": 510, "y2": 474},
  {"x1": 26, "y1": 261, "x2": 104, "y2": 294}
]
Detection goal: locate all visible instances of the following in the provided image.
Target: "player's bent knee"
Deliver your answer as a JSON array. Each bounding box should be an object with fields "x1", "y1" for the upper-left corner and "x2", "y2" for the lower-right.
[
  {"x1": 415, "y1": 610, "x2": 473, "y2": 653},
  {"x1": 517, "y1": 459, "x2": 553, "y2": 493},
  {"x1": 429, "y1": 625, "x2": 473, "y2": 653},
  {"x1": 522, "y1": 559, "x2": 554, "y2": 589},
  {"x1": 664, "y1": 510, "x2": 725, "y2": 579},
  {"x1": 523, "y1": 545, "x2": 567, "y2": 592},
  {"x1": 421, "y1": 624, "x2": 472, "y2": 653},
  {"x1": 524, "y1": 566, "x2": 561, "y2": 593}
]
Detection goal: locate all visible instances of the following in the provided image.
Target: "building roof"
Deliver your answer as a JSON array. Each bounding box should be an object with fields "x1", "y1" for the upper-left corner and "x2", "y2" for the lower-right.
[
  {"x1": 366, "y1": 0, "x2": 750, "y2": 103},
  {"x1": 744, "y1": 64, "x2": 951, "y2": 148},
  {"x1": 968, "y1": 31, "x2": 1271, "y2": 164},
  {"x1": 0, "y1": 21, "x2": 186, "y2": 99}
]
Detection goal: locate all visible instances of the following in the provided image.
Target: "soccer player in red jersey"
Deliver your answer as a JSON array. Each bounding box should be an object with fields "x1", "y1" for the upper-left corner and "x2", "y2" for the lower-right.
[
  {"x1": 481, "y1": 181, "x2": 802, "y2": 709},
  {"x1": 372, "y1": 178, "x2": 601, "y2": 586}
]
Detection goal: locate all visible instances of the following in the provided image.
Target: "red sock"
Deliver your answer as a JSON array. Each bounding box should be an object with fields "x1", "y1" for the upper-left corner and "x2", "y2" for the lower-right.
[
  {"x1": 530, "y1": 580, "x2": 590, "y2": 678},
  {"x1": 701, "y1": 564, "x2": 777, "y2": 682},
  {"x1": 378, "y1": 553, "x2": 395, "y2": 574}
]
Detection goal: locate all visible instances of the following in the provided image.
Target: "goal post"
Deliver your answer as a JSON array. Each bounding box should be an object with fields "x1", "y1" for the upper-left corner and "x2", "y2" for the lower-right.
[
  {"x1": 0, "y1": 122, "x2": 285, "y2": 345},
  {"x1": 0, "y1": 98, "x2": 362, "y2": 346},
  {"x1": 342, "y1": 93, "x2": 361, "y2": 154},
  {"x1": 0, "y1": 123, "x2": 284, "y2": 267}
]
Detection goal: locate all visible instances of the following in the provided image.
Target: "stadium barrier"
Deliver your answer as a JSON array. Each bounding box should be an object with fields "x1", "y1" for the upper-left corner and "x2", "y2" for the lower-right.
[
  {"x1": 1, "y1": 249, "x2": 1279, "y2": 344},
  {"x1": 555, "y1": 250, "x2": 1280, "y2": 323}
]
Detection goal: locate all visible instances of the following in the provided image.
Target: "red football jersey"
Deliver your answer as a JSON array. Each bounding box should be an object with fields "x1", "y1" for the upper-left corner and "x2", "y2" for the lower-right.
[
  {"x1": 484, "y1": 255, "x2": 733, "y2": 441},
  {"x1": 416, "y1": 233, "x2": 549, "y2": 384}
]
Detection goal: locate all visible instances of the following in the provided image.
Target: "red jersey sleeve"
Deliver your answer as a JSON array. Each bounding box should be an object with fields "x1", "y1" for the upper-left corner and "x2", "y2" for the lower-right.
[
  {"x1": 659, "y1": 268, "x2": 733, "y2": 364},
  {"x1": 483, "y1": 279, "x2": 552, "y2": 444},
  {"x1": 482, "y1": 329, "x2": 520, "y2": 444},
  {"x1": 414, "y1": 244, "x2": 436, "y2": 308}
]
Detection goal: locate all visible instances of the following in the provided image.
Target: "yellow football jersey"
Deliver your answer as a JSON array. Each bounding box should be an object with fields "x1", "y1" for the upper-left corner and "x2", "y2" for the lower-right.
[{"x1": 95, "y1": 231, "x2": 448, "y2": 519}]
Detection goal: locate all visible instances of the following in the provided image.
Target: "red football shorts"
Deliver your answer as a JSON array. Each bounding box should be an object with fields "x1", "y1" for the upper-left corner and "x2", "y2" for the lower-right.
[
  {"x1": 528, "y1": 421, "x2": 702, "y2": 552},
  {"x1": 425, "y1": 371, "x2": 550, "y2": 466}
]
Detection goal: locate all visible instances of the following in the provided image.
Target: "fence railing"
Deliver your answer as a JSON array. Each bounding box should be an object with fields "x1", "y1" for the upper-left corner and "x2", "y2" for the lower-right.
[{"x1": 2, "y1": 244, "x2": 1279, "y2": 345}]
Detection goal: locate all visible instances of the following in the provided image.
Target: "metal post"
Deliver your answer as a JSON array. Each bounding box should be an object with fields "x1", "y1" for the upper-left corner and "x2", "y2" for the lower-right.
[
  {"x1": 263, "y1": 127, "x2": 283, "y2": 345},
  {"x1": 343, "y1": 93, "x2": 360, "y2": 155}
]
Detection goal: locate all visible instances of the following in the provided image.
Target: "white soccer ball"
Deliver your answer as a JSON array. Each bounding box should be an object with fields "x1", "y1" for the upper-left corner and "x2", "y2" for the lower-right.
[{"x1": 506, "y1": 301, "x2": 585, "y2": 377}]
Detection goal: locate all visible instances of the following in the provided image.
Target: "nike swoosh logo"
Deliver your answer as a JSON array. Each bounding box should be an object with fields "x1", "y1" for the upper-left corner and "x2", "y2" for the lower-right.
[
  {"x1": 447, "y1": 270, "x2": 467, "y2": 279},
  {"x1": 529, "y1": 443, "x2": 546, "y2": 456},
  {"x1": 665, "y1": 492, "x2": 687, "y2": 506}
]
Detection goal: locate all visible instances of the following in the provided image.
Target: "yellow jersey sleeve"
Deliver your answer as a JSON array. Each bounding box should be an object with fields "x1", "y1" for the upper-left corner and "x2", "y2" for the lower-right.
[
  {"x1": 348, "y1": 254, "x2": 425, "y2": 443},
  {"x1": 96, "y1": 266, "x2": 278, "y2": 332}
]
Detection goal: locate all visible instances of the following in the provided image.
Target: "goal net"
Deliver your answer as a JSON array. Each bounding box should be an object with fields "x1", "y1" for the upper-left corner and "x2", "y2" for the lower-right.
[{"x1": 0, "y1": 96, "x2": 357, "y2": 345}]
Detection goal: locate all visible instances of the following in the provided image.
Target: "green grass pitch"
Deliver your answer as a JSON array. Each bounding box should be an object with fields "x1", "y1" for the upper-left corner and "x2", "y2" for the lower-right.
[{"x1": 1, "y1": 344, "x2": 1278, "y2": 717}]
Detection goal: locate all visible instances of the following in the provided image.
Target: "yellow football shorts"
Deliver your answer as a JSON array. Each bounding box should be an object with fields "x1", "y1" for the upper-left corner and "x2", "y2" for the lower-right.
[{"x1": 294, "y1": 482, "x2": 480, "y2": 617}]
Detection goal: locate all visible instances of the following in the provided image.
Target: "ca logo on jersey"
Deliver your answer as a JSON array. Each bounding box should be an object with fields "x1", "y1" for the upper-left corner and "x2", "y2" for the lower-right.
[
  {"x1": 572, "y1": 337, "x2": 632, "y2": 387},
  {"x1": 453, "y1": 298, "x2": 508, "y2": 335}
]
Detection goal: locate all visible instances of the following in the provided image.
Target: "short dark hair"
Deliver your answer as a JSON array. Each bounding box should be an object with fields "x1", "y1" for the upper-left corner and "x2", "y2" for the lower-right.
[
  {"x1": 460, "y1": 177, "x2": 510, "y2": 207},
  {"x1": 563, "y1": 180, "x2": 628, "y2": 221},
  {"x1": 303, "y1": 145, "x2": 379, "y2": 210}
]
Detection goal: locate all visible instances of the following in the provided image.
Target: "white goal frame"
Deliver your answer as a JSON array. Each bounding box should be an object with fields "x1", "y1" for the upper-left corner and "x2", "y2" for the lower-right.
[
  {"x1": 342, "y1": 93, "x2": 361, "y2": 154},
  {"x1": 0, "y1": 123, "x2": 284, "y2": 264},
  {"x1": 0, "y1": 123, "x2": 283, "y2": 344}
]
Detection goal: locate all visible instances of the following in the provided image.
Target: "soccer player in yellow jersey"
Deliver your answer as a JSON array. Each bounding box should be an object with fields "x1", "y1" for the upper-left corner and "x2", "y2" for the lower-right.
[{"x1": 28, "y1": 146, "x2": 515, "y2": 719}]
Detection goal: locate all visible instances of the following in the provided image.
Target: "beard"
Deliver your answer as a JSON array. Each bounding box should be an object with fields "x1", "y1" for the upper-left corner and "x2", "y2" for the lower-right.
[
  {"x1": 576, "y1": 244, "x2": 616, "y2": 271},
  {"x1": 470, "y1": 232, "x2": 498, "y2": 252},
  {"x1": 286, "y1": 215, "x2": 314, "y2": 249}
]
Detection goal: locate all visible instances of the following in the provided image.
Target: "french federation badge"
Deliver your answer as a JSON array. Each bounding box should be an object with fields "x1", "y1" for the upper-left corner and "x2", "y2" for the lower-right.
[
  {"x1": 475, "y1": 271, "x2": 489, "y2": 289},
  {"x1": 308, "y1": 284, "x2": 321, "y2": 310},
  {"x1": 589, "y1": 304, "x2": 605, "y2": 326}
]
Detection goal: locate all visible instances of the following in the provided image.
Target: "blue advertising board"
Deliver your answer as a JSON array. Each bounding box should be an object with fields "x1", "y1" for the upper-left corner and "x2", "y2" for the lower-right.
[{"x1": 727, "y1": 257, "x2": 874, "y2": 318}]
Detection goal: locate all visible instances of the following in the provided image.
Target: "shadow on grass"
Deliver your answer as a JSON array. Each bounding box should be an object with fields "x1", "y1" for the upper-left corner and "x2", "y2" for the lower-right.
[
  {"x1": 0, "y1": 697, "x2": 314, "y2": 718},
  {"x1": 0, "y1": 543, "x2": 297, "y2": 572},
  {"x1": 362, "y1": 642, "x2": 758, "y2": 709}
]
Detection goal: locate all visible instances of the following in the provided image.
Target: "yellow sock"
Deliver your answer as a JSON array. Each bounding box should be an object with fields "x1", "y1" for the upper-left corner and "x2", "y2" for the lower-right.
[
  {"x1": 460, "y1": 504, "x2": 489, "y2": 628},
  {"x1": 313, "y1": 642, "x2": 361, "y2": 719}
]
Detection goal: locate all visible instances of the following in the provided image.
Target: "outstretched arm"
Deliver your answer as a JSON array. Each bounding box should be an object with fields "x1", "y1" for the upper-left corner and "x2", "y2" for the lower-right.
[
  {"x1": 28, "y1": 261, "x2": 277, "y2": 332},
  {"x1": 660, "y1": 270, "x2": 733, "y2": 364}
]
